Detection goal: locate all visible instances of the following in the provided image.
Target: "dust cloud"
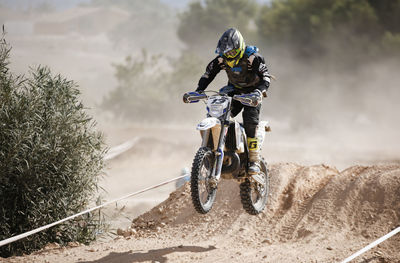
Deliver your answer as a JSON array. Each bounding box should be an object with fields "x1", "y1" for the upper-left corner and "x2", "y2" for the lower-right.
[{"x1": 261, "y1": 48, "x2": 400, "y2": 169}]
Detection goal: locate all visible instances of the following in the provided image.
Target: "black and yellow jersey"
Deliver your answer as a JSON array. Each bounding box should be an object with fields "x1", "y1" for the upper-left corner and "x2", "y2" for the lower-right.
[{"x1": 197, "y1": 46, "x2": 271, "y2": 94}]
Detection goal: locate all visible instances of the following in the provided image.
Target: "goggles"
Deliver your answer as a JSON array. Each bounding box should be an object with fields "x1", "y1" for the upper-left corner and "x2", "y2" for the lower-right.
[{"x1": 224, "y1": 48, "x2": 240, "y2": 58}]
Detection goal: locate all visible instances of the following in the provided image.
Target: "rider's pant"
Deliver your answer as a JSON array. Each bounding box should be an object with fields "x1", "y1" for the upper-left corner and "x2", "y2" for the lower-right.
[
  {"x1": 231, "y1": 100, "x2": 262, "y2": 163},
  {"x1": 220, "y1": 85, "x2": 262, "y2": 163},
  {"x1": 220, "y1": 84, "x2": 261, "y2": 137},
  {"x1": 230, "y1": 99, "x2": 261, "y2": 138}
]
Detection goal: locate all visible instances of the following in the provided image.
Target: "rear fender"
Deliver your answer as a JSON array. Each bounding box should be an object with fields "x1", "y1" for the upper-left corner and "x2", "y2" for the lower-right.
[
  {"x1": 234, "y1": 121, "x2": 246, "y2": 153},
  {"x1": 256, "y1": 121, "x2": 270, "y2": 149}
]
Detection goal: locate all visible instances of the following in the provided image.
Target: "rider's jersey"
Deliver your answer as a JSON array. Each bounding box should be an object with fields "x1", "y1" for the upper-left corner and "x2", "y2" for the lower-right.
[{"x1": 197, "y1": 46, "x2": 271, "y2": 93}]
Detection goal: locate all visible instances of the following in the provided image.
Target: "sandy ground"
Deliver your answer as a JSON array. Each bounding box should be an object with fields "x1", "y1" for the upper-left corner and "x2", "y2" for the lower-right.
[{"x1": 2, "y1": 124, "x2": 399, "y2": 263}]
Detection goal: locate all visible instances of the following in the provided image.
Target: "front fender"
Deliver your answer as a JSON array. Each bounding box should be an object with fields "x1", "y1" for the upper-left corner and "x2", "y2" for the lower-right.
[
  {"x1": 197, "y1": 117, "x2": 221, "y2": 151},
  {"x1": 196, "y1": 117, "x2": 221, "y2": 131}
]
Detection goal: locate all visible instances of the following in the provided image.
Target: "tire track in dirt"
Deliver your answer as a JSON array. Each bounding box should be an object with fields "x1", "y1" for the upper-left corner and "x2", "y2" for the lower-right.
[{"x1": 124, "y1": 163, "x2": 400, "y2": 262}]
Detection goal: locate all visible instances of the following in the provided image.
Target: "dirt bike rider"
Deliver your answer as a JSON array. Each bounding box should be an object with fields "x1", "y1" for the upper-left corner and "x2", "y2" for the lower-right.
[{"x1": 188, "y1": 28, "x2": 271, "y2": 175}]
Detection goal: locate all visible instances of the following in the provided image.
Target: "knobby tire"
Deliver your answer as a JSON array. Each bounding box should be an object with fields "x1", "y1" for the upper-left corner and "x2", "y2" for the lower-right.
[
  {"x1": 240, "y1": 160, "x2": 270, "y2": 215},
  {"x1": 190, "y1": 147, "x2": 217, "y2": 214}
]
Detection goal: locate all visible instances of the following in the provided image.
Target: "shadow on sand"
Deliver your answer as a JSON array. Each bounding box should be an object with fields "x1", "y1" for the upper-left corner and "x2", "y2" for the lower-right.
[{"x1": 78, "y1": 245, "x2": 217, "y2": 263}]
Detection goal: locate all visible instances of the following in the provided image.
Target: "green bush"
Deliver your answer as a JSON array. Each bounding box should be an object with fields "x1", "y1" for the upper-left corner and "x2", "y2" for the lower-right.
[
  {"x1": 0, "y1": 36, "x2": 106, "y2": 257},
  {"x1": 256, "y1": 0, "x2": 400, "y2": 60}
]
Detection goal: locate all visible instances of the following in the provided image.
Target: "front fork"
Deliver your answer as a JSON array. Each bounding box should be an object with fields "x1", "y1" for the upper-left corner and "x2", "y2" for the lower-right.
[{"x1": 209, "y1": 123, "x2": 228, "y2": 187}]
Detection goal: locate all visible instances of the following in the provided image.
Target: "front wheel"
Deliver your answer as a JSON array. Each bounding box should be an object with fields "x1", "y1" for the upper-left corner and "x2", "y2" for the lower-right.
[
  {"x1": 190, "y1": 147, "x2": 217, "y2": 214},
  {"x1": 240, "y1": 159, "x2": 270, "y2": 215}
]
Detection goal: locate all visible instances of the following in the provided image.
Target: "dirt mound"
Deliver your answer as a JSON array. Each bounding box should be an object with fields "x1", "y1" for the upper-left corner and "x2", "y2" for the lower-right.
[
  {"x1": 128, "y1": 163, "x2": 400, "y2": 262},
  {"x1": 129, "y1": 163, "x2": 339, "y2": 239},
  {"x1": 3, "y1": 163, "x2": 400, "y2": 263}
]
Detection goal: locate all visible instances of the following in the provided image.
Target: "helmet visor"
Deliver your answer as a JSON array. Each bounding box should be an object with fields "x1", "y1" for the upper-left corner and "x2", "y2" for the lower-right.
[{"x1": 216, "y1": 40, "x2": 236, "y2": 56}]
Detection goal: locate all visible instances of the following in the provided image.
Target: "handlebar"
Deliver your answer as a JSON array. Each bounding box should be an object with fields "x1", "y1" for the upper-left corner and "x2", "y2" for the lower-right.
[
  {"x1": 182, "y1": 91, "x2": 208, "y2": 103},
  {"x1": 233, "y1": 90, "x2": 262, "y2": 107},
  {"x1": 183, "y1": 90, "x2": 261, "y2": 107}
]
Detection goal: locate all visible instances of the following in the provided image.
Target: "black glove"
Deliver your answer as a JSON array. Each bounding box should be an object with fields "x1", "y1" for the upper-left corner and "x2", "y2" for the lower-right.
[
  {"x1": 195, "y1": 88, "x2": 204, "y2": 94},
  {"x1": 257, "y1": 81, "x2": 269, "y2": 97}
]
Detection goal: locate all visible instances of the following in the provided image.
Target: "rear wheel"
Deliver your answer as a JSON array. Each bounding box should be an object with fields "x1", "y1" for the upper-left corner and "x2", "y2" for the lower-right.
[
  {"x1": 240, "y1": 159, "x2": 270, "y2": 215},
  {"x1": 190, "y1": 147, "x2": 217, "y2": 214}
]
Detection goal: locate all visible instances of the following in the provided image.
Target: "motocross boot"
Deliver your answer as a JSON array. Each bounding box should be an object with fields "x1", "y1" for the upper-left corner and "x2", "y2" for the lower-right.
[{"x1": 247, "y1": 137, "x2": 261, "y2": 175}]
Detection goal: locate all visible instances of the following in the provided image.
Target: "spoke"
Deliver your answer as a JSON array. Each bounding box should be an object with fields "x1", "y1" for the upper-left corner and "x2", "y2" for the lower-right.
[
  {"x1": 198, "y1": 173, "x2": 209, "y2": 204},
  {"x1": 203, "y1": 157, "x2": 210, "y2": 169},
  {"x1": 200, "y1": 190, "x2": 208, "y2": 203},
  {"x1": 251, "y1": 182, "x2": 261, "y2": 204}
]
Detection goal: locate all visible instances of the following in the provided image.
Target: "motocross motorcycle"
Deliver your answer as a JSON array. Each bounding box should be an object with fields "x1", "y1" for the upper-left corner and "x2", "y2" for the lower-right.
[{"x1": 183, "y1": 89, "x2": 271, "y2": 215}]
